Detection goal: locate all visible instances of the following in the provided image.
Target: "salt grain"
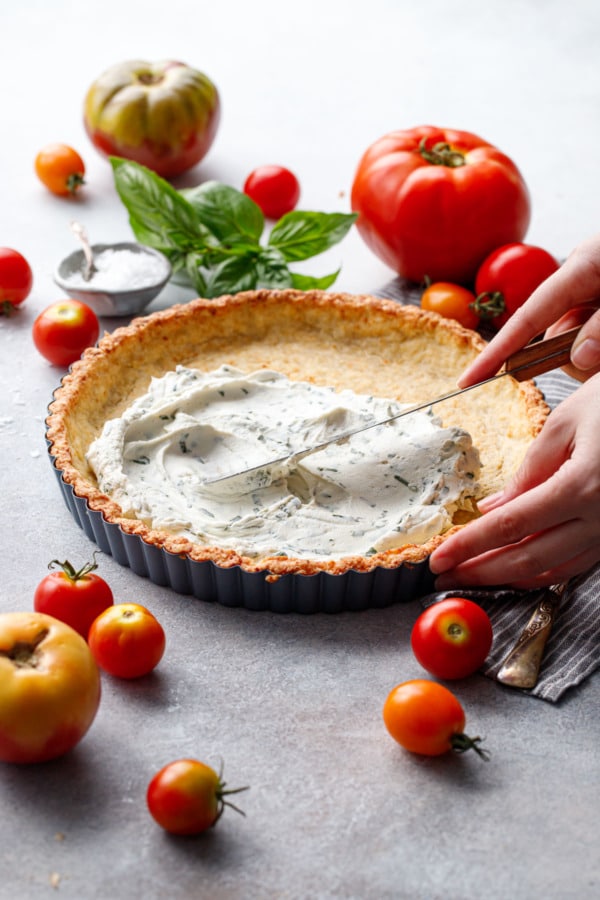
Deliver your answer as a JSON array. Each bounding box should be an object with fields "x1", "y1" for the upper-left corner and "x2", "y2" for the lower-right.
[{"x1": 63, "y1": 248, "x2": 168, "y2": 291}]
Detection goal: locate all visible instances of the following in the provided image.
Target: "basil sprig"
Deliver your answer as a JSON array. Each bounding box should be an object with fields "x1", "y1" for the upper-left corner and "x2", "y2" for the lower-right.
[{"x1": 110, "y1": 157, "x2": 356, "y2": 298}]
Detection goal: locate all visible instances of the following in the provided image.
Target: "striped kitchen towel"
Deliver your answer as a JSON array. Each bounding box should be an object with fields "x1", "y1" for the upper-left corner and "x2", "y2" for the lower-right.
[{"x1": 375, "y1": 276, "x2": 600, "y2": 702}]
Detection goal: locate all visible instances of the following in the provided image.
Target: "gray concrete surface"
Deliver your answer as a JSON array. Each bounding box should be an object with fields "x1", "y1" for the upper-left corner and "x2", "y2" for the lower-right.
[{"x1": 1, "y1": 1, "x2": 599, "y2": 898}]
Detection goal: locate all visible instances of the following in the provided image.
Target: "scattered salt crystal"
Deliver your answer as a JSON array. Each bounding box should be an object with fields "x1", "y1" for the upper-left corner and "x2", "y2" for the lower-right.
[{"x1": 64, "y1": 248, "x2": 168, "y2": 291}]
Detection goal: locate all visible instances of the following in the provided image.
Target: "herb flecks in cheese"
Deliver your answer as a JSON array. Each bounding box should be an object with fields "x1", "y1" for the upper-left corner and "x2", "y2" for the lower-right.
[{"x1": 87, "y1": 366, "x2": 481, "y2": 560}]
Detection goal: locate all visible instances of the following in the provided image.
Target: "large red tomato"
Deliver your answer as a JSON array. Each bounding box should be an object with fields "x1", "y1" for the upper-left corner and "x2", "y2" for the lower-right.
[
  {"x1": 83, "y1": 59, "x2": 221, "y2": 179},
  {"x1": 351, "y1": 125, "x2": 531, "y2": 284},
  {"x1": 0, "y1": 612, "x2": 101, "y2": 764}
]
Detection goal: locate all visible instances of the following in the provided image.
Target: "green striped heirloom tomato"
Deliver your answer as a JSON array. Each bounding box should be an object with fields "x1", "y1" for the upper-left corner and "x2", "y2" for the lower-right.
[
  {"x1": 0, "y1": 612, "x2": 101, "y2": 764},
  {"x1": 351, "y1": 125, "x2": 531, "y2": 285},
  {"x1": 83, "y1": 60, "x2": 220, "y2": 179}
]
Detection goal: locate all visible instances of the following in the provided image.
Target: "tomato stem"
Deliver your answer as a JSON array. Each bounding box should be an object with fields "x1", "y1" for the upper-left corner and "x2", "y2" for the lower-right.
[
  {"x1": 419, "y1": 138, "x2": 466, "y2": 168},
  {"x1": 450, "y1": 733, "x2": 490, "y2": 760},
  {"x1": 48, "y1": 553, "x2": 100, "y2": 582},
  {"x1": 471, "y1": 291, "x2": 506, "y2": 320},
  {"x1": 66, "y1": 173, "x2": 85, "y2": 195}
]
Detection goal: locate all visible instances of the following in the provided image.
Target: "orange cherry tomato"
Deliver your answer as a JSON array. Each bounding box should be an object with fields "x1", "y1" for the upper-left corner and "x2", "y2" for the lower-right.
[
  {"x1": 88, "y1": 603, "x2": 165, "y2": 679},
  {"x1": 35, "y1": 143, "x2": 85, "y2": 196},
  {"x1": 383, "y1": 679, "x2": 489, "y2": 758},
  {"x1": 421, "y1": 281, "x2": 480, "y2": 330},
  {"x1": 147, "y1": 759, "x2": 248, "y2": 835}
]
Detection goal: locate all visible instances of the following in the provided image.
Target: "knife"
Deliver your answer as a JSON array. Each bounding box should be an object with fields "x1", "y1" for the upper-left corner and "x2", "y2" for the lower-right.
[{"x1": 202, "y1": 325, "x2": 580, "y2": 488}]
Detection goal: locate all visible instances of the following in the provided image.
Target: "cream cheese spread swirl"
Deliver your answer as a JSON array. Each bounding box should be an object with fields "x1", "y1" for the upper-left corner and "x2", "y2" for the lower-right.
[{"x1": 87, "y1": 365, "x2": 481, "y2": 560}]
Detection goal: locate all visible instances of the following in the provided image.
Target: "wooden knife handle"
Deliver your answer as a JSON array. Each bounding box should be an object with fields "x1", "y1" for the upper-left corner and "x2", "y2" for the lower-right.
[{"x1": 504, "y1": 326, "x2": 581, "y2": 382}]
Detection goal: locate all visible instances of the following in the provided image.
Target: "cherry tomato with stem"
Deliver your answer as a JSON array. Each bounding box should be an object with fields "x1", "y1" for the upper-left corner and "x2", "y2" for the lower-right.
[
  {"x1": 147, "y1": 758, "x2": 248, "y2": 835},
  {"x1": 88, "y1": 603, "x2": 166, "y2": 679},
  {"x1": 411, "y1": 597, "x2": 493, "y2": 680},
  {"x1": 243, "y1": 165, "x2": 300, "y2": 219},
  {"x1": 473, "y1": 242, "x2": 560, "y2": 329},
  {"x1": 35, "y1": 143, "x2": 86, "y2": 196},
  {"x1": 421, "y1": 281, "x2": 480, "y2": 330},
  {"x1": 32, "y1": 299, "x2": 99, "y2": 367},
  {"x1": 0, "y1": 247, "x2": 33, "y2": 315},
  {"x1": 383, "y1": 679, "x2": 489, "y2": 759},
  {"x1": 34, "y1": 556, "x2": 114, "y2": 640}
]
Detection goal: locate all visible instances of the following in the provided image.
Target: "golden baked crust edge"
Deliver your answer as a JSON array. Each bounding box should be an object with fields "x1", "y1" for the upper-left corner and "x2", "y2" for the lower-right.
[{"x1": 46, "y1": 289, "x2": 549, "y2": 578}]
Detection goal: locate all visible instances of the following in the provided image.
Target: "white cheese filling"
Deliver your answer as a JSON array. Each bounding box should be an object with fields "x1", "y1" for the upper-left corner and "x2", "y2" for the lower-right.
[{"x1": 87, "y1": 365, "x2": 481, "y2": 560}]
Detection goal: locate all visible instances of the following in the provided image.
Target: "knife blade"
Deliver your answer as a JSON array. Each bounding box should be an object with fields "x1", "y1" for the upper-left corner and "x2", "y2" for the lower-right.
[{"x1": 201, "y1": 325, "x2": 580, "y2": 489}]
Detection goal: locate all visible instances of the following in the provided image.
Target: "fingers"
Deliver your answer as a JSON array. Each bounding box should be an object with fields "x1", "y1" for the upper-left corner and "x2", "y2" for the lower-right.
[{"x1": 432, "y1": 524, "x2": 600, "y2": 591}]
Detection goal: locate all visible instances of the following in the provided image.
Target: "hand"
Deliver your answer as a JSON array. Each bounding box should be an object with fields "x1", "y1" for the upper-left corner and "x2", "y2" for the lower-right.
[
  {"x1": 429, "y1": 373, "x2": 600, "y2": 589},
  {"x1": 459, "y1": 234, "x2": 600, "y2": 388}
]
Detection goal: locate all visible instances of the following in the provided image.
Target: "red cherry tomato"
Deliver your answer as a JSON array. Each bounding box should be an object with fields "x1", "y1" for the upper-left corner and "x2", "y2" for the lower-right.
[
  {"x1": 35, "y1": 143, "x2": 86, "y2": 196},
  {"x1": 421, "y1": 282, "x2": 480, "y2": 330},
  {"x1": 32, "y1": 299, "x2": 99, "y2": 367},
  {"x1": 473, "y1": 242, "x2": 560, "y2": 328},
  {"x1": 383, "y1": 679, "x2": 489, "y2": 758},
  {"x1": 147, "y1": 758, "x2": 248, "y2": 835},
  {"x1": 243, "y1": 165, "x2": 301, "y2": 219},
  {"x1": 88, "y1": 603, "x2": 165, "y2": 679},
  {"x1": 34, "y1": 558, "x2": 114, "y2": 640},
  {"x1": 0, "y1": 247, "x2": 33, "y2": 314},
  {"x1": 411, "y1": 598, "x2": 493, "y2": 680}
]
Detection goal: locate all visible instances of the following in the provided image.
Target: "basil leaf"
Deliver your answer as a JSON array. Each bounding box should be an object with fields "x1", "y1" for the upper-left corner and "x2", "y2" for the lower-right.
[
  {"x1": 185, "y1": 253, "x2": 209, "y2": 295},
  {"x1": 268, "y1": 211, "x2": 357, "y2": 262},
  {"x1": 256, "y1": 248, "x2": 293, "y2": 289},
  {"x1": 182, "y1": 181, "x2": 264, "y2": 243},
  {"x1": 290, "y1": 269, "x2": 341, "y2": 290},
  {"x1": 110, "y1": 157, "x2": 213, "y2": 252},
  {"x1": 203, "y1": 255, "x2": 260, "y2": 298}
]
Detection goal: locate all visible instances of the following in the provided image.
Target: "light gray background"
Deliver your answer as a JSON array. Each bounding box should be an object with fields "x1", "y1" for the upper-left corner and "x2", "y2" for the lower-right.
[{"x1": 0, "y1": 2, "x2": 598, "y2": 898}]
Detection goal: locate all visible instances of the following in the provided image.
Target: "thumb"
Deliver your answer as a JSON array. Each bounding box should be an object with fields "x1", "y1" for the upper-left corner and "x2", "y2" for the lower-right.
[{"x1": 569, "y1": 307, "x2": 600, "y2": 380}]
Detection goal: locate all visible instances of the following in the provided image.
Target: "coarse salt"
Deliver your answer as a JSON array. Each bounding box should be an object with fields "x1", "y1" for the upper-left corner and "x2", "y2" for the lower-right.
[{"x1": 64, "y1": 248, "x2": 168, "y2": 291}]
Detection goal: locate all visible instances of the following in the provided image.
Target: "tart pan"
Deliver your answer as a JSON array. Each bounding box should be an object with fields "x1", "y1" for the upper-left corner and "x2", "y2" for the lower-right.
[
  {"x1": 44, "y1": 288, "x2": 547, "y2": 613},
  {"x1": 47, "y1": 443, "x2": 435, "y2": 612}
]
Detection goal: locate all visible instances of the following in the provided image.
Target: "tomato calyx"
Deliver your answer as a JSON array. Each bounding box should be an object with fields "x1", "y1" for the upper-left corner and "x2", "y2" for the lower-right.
[
  {"x1": 48, "y1": 556, "x2": 99, "y2": 583},
  {"x1": 212, "y1": 761, "x2": 249, "y2": 823},
  {"x1": 66, "y1": 173, "x2": 85, "y2": 195},
  {"x1": 213, "y1": 782, "x2": 249, "y2": 823},
  {"x1": 0, "y1": 628, "x2": 49, "y2": 669},
  {"x1": 419, "y1": 138, "x2": 466, "y2": 169},
  {"x1": 450, "y1": 733, "x2": 490, "y2": 761},
  {"x1": 471, "y1": 290, "x2": 506, "y2": 320}
]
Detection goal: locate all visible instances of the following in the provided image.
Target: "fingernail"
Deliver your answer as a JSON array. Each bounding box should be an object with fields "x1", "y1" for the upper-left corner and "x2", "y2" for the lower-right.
[
  {"x1": 477, "y1": 490, "x2": 504, "y2": 513},
  {"x1": 571, "y1": 337, "x2": 600, "y2": 371}
]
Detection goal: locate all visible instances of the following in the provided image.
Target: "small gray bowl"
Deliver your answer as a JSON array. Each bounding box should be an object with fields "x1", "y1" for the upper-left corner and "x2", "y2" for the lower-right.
[{"x1": 54, "y1": 242, "x2": 172, "y2": 317}]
